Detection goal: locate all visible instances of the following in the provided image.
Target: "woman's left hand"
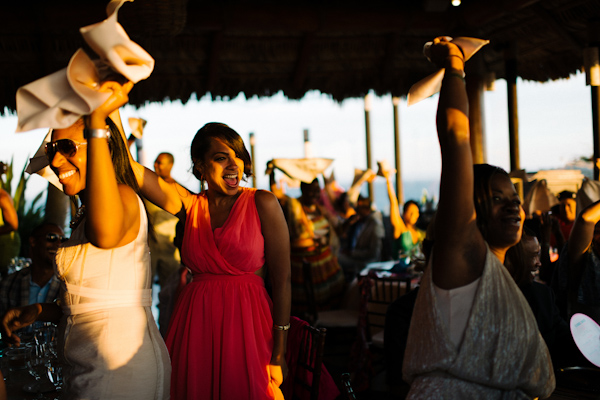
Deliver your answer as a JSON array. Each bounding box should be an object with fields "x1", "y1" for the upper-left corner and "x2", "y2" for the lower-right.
[
  {"x1": 270, "y1": 360, "x2": 288, "y2": 383},
  {"x1": 88, "y1": 80, "x2": 134, "y2": 128}
]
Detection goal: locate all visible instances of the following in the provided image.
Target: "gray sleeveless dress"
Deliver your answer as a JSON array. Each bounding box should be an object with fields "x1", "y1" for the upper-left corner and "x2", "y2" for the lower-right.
[{"x1": 403, "y1": 246, "x2": 555, "y2": 399}]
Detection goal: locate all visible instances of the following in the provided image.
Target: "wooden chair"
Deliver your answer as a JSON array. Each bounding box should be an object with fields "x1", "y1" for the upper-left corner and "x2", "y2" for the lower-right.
[
  {"x1": 340, "y1": 373, "x2": 357, "y2": 400},
  {"x1": 289, "y1": 324, "x2": 327, "y2": 400},
  {"x1": 364, "y1": 273, "x2": 413, "y2": 350},
  {"x1": 302, "y1": 259, "x2": 360, "y2": 330}
]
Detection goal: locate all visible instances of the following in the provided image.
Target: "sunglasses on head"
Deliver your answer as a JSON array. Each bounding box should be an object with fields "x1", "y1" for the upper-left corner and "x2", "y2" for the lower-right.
[
  {"x1": 45, "y1": 138, "x2": 87, "y2": 162},
  {"x1": 45, "y1": 233, "x2": 68, "y2": 243}
]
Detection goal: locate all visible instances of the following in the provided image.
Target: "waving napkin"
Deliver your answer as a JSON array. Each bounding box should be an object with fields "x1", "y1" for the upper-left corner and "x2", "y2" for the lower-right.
[
  {"x1": 16, "y1": 0, "x2": 154, "y2": 132},
  {"x1": 267, "y1": 158, "x2": 334, "y2": 184},
  {"x1": 406, "y1": 37, "x2": 489, "y2": 106},
  {"x1": 128, "y1": 117, "x2": 147, "y2": 139}
]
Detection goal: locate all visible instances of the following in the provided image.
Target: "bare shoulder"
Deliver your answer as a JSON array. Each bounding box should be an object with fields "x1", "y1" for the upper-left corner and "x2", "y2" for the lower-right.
[{"x1": 254, "y1": 189, "x2": 283, "y2": 217}]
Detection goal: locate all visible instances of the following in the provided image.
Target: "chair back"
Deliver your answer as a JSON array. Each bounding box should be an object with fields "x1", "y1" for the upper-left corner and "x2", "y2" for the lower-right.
[
  {"x1": 364, "y1": 274, "x2": 412, "y2": 342},
  {"x1": 340, "y1": 372, "x2": 357, "y2": 400},
  {"x1": 292, "y1": 324, "x2": 327, "y2": 400},
  {"x1": 302, "y1": 258, "x2": 319, "y2": 324}
]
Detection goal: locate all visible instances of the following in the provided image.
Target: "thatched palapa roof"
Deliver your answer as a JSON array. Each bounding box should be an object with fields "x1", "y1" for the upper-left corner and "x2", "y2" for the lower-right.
[{"x1": 1, "y1": 0, "x2": 599, "y2": 112}]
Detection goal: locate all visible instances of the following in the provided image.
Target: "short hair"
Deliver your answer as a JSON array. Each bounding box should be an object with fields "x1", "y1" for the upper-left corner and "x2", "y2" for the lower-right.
[
  {"x1": 190, "y1": 123, "x2": 252, "y2": 182},
  {"x1": 157, "y1": 152, "x2": 174, "y2": 164}
]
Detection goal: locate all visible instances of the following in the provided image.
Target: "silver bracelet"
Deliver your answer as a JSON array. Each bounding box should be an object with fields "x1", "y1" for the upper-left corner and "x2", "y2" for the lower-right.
[
  {"x1": 273, "y1": 322, "x2": 291, "y2": 331},
  {"x1": 85, "y1": 127, "x2": 111, "y2": 139}
]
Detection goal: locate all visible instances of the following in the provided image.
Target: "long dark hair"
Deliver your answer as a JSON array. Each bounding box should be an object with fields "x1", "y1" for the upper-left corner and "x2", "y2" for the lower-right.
[{"x1": 190, "y1": 123, "x2": 252, "y2": 186}]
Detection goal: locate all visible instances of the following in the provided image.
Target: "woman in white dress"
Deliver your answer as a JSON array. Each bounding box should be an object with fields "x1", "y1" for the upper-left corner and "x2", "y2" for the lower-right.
[
  {"x1": 402, "y1": 37, "x2": 555, "y2": 399},
  {"x1": 1, "y1": 81, "x2": 170, "y2": 399}
]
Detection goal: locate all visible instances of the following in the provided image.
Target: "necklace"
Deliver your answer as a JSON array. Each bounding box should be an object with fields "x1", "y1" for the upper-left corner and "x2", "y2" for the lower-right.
[{"x1": 70, "y1": 205, "x2": 86, "y2": 229}]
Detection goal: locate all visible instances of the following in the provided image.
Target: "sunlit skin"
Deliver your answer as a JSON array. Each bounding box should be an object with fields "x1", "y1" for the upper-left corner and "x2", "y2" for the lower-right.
[
  {"x1": 49, "y1": 120, "x2": 88, "y2": 197},
  {"x1": 153, "y1": 153, "x2": 174, "y2": 183},
  {"x1": 561, "y1": 198, "x2": 576, "y2": 223},
  {"x1": 197, "y1": 139, "x2": 245, "y2": 202},
  {"x1": 485, "y1": 174, "x2": 526, "y2": 256},
  {"x1": 403, "y1": 203, "x2": 420, "y2": 227}
]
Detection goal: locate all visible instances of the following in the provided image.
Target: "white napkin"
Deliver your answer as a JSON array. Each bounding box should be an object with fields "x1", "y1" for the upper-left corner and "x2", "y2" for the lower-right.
[
  {"x1": 16, "y1": 0, "x2": 154, "y2": 132},
  {"x1": 128, "y1": 117, "x2": 147, "y2": 139},
  {"x1": 407, "y1": 37, "x2": 490, "y2": 106},
  {"x1": 25, "y1": 130, "x2": 63, "y2": 191},
  {"x1": 269, "y1": 158, "x2": 334, "y2": 184}
]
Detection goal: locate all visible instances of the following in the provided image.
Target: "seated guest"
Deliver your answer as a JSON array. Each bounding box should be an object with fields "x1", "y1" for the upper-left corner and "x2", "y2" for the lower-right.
[
  {"x1": 0, "y1": 222, "x2": 63, "y2": 320},
  {"x1": 338, "y1": 195, "x2": 385, "y2": 281}
]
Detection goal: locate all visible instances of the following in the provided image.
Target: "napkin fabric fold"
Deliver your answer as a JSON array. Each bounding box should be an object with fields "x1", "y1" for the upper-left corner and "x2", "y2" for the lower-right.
[{"x1": 407, "y1": 37, "x2": 490, "y2": 106}]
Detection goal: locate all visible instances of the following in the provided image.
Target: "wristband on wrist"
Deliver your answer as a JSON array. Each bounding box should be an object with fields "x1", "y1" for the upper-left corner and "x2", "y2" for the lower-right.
[
  {"x1": 84, "y1": 127, "x2": 111, "y2": 139},
  {"x1": 273, "y1": 322, "x2": 291, "y2": 331},
  {"x1": 445, "y1": 72, "x2": 466, "y2": 83}
]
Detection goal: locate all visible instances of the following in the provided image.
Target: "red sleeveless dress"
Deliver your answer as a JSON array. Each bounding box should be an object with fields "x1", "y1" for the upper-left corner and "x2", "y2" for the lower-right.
[{"x1": 165, "y1": 188, "x2": 283, "y2": 399}]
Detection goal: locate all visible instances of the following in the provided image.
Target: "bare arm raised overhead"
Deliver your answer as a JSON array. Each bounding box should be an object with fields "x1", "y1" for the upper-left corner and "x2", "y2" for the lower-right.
[{"x1": 429, "y1": 37, "x2": 487, "y2": 289}]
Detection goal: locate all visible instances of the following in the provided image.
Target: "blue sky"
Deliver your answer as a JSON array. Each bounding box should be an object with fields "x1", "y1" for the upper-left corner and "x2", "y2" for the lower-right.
[{"x1": 0, "y1": 71, "x2": 593, "y2": 207}]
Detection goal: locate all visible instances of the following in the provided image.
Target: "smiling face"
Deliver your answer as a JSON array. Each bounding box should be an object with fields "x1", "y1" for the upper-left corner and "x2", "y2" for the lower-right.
[
  {"x1": 154, "y1": 153, "x2": 173, "y2": 181},
  {"x1": 30, "y1": 223, "x2": 65, "y2": 269},
  {"x1": 403, "y1": 203, "x2": 420, "y2": 227},
  {"x1": 522, "y1": 235, "x2": 542, "y2": 275},
  {"x1": 198, "y1": 138, "x2": 244, "y2": 196},
  {"x1": 484, "y1": 174, "x2": 525, "y2": 250},
  {"x1": 49, "y1": 120, "x2": 87, "y2": 196}
]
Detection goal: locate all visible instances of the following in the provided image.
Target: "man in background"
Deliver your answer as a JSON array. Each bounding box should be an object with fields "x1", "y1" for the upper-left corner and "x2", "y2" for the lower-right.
[{"x1": 0, "y1": 222, "x2": 62, "y2": 318}]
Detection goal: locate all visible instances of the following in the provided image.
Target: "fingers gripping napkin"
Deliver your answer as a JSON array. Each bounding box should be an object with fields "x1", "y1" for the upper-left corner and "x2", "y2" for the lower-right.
[
  {"x1": 16, "y1": 0, "x2": 154, "y2": 133},
  {"x1": 406, "y1": 37, "x2": 489, "y2": 106},
  {"x1": 128, "y1": 117, "x2": 147, "y2": 139},
  {"x1": 268, "y1": 158, "x2": 334, "y2": 184}
]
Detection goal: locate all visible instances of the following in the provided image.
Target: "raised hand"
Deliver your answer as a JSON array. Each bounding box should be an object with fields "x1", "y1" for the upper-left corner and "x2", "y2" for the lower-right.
[
  {"x1": 88, "y1": 80, "x2": 134, "y2": 129},
  {"x1": 1, "y1": 304, "x2": 42, "y2": 346}
]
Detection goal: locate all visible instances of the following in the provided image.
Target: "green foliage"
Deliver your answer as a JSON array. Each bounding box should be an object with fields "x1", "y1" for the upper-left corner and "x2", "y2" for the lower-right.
[{"x1": 0, "y1": 157, "x2": 45, "y2": 257}]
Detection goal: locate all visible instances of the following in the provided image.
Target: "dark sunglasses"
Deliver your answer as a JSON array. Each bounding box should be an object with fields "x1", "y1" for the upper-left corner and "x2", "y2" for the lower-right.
[
  {"x1": 45, "y1": 138, "x2": 87, "y2": 162},
  {"x1": 45, "y1": 233, "x2": 68, "y2": 243}
]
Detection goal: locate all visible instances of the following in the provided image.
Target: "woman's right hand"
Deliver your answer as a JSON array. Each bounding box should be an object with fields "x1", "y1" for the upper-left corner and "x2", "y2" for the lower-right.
[
  {"x1": 427, "y1": 37, "x2": 463, "y2": 68},
  {"x1": 1, "y1": 304, "x2": 42, "y2": 346}
]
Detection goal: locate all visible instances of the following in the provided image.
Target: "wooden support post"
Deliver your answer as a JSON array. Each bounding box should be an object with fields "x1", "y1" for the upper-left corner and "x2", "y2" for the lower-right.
[
  {"x1": 465, "y1": 54, "x2": 486, "y2": 165},
  {"x1": 505, "y1": 43, "x2": 520, "y2": 172},
  {"x1": 249, "y1": 133, "x2": 256, "y2": 188},
  {"x1": 364, "y1": 94, "x2": 374, "y2": 202},
  {"x1": 392, "y1": 97, "x2": 403, "y2": 205}
]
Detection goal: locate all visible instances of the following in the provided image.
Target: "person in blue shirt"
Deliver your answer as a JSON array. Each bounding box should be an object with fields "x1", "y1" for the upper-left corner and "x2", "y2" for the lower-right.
[{"x1": 0, "y1": 222, "x2": 63, "y2": 321}]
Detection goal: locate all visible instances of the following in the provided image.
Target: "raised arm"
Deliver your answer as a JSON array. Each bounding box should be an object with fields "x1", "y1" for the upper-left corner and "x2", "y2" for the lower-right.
[
  {"x1": 567, "y1": 200, "x2": 600, "y2": 292},
  {"x1": 0, "y1": 188, "x2": 18, "y2": 236},
  {"x1": 255, "y1": 190, "x2": 291, "y2": 377},
  {"x1": 383, "y1": 169, "x2": 406, "y2": 239},
  {"x1": 430, "y1": 38, "x2": 486, "y2": 289},
  {"x1": 82, "y1": 81, "x2": 140, "y2": 248}
]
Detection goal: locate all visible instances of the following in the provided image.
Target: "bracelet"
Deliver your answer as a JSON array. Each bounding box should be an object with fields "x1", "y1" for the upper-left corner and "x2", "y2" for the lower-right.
[
  {"x1": 445, "y1": 72, "x2": 466, "y2": 83},
  {"x1": 84, "y1": 127, "x2": 111, "y2": 139},
  {"x1": 446, "y1": 54, "x2": 464, "y2": 63},
  {"x1": 273, "y1": 322, "x2": 291, "y2": 331}
]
